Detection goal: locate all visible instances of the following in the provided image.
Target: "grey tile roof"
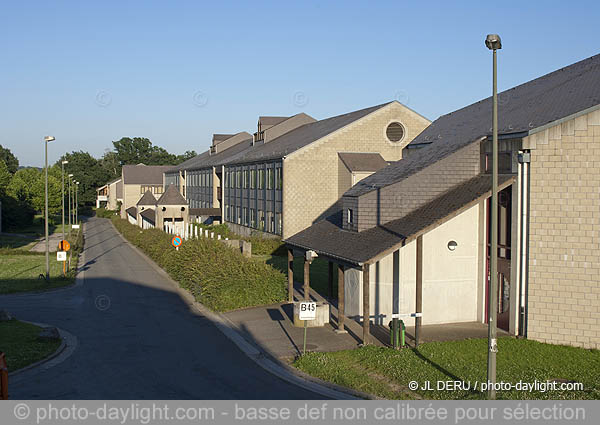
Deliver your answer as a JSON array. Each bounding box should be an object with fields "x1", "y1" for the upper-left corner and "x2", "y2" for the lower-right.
[
  {"x1": 222, "y1": 103, "x2": 392, "y2": 165},
  {"x1": 156, "y1": 184, "x2": 187, "y2": 205},
  {"x1": 122, "y1": 164, "x2": 173, "y2": 185},
  {"x1": 347, "y1": 54, "x2": 600, "y2": 197},
  {"x1": 136, "y1": 190, "x2": 157, "y2": 206},
  {"x1": 259, "y1": 116, "x2": 288, "y2": 126},
  {"x1": 125, "y1": 206, "x2": 137, "y2": 217},
  {"x1": 338, "y1": 152, "x2": 389, "y2": 172},
  {"x1": 165, "y1": 151, "x2": 211, "y2": 173},
  {"x1": 285, "y1": 174, "x2": 515, "y2": 265},
  {"x1": 184, "y1": 137, "x2": 254, "y2": 171},
  {"x1": 140, "y1": 208, "x2": 156, "y2": 224}
]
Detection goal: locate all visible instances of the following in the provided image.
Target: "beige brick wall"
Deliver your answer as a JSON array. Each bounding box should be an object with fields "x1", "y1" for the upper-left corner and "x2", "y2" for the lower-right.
[
  {"x1": 524, "y1": 108, "x2": 600, "y2": 349},
  {"x1": 120, "y1": 184, "x2": 143, "y2": 219},
  {"x1": 283, "y1": 102, "x2": 430, "y2": 238}
]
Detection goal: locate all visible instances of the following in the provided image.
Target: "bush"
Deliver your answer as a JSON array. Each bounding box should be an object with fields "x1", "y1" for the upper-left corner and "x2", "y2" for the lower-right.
[
  {"x1": 0, "y1": 196, "x2": 35, "y2": 230},
  {"x1": 112, "y1": 217, "x2": 287, "y2": 311},
  {"x1": 95, "y1": 207, "x2": 118, "y2": 219},
  {"x1": 193, "y1": 222, "x2": 286, "y2": 255}
]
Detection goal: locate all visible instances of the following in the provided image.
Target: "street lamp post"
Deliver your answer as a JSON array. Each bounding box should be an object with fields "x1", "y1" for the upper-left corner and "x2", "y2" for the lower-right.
[
  {"x1": 485, "y1": 33, "x2": 502, "y2": 400},
  {"x1": 68, "y1": 174, "x2": 73, "y2": 233},
  {"x1": 61, "y1": 161, "x2": 68, "y2": 242},
  {"x1": 75, "y1": 181, "x2": 80, "y2": 224},
  {"x1": 44, "y1": 136, "x2": 55, "y2": 281}
]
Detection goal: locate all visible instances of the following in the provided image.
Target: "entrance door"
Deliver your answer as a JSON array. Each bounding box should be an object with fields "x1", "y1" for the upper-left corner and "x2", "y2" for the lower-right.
[{"x1": 485, "y1": 186, "x2": 512, "y2": 332}]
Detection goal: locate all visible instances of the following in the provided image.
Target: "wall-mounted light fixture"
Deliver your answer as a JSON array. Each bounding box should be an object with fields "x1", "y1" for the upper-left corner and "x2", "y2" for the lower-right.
[{"x1": 447, "y1": 240, "x2": 458, "y2": 251}]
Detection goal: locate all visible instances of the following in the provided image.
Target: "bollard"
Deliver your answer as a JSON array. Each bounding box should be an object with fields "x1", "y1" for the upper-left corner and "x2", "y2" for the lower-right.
[
  {"x1": 217, "y1": 234, "x2": 221, "y2": 240},
  {"x1": 0, "y1": 352, "x2": 8, "y2": 400}
]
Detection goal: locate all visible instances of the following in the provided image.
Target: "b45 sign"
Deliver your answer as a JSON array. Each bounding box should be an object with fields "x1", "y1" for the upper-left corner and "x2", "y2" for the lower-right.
[{"x1": 299, "y1": 302, "x2": 317, "y2": 320}]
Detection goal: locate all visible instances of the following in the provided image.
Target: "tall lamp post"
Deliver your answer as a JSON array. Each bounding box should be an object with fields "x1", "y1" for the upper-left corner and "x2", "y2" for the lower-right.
[
  {"x1": 68, "y1": 174, "x2": 73, "y2": 233},
  {"x1": 485, "y1": 33, "x2": 502, "y2": 400},
  {"x1": 44, "y1": 136, "x2": 55, "y2": 281},
  {"x1": 75, "y1": 181, "x2": 80, "y2": 224},
  {"x1": 61, "y1": 160, "x2": 68, "y2": 241}
]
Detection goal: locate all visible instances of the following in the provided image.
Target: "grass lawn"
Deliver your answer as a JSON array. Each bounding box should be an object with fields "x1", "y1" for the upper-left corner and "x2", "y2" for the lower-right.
[
  {"x1": 257, "y1": 254, "x2": 338, "y2": 299},
  {"x1": 294, "y1": 338, "x2": 600, "y2": 400},
  {"x1": 0, "y1": 254, "x2": 75, "y2": 294},
  {"x1": 0, "y1": 235, "x2": 38, "y2": 250},
  {"x1": 0, "y1": 320, "x2": 62, "y2": 372}
]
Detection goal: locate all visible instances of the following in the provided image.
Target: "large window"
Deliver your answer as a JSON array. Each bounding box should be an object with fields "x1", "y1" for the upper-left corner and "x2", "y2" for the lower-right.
[
  {"x1": 250, "y1": 169, "x2": 256, "y2": 189},
  {"x1": 243, "y1": 170, "x2": 248, "y2": 189},
  {"x1": 267, "y1": 169, "x2": 274, "y2": 190},
  {"x1": 258, "y1": 169, "x2": 265, "y2": 189},
  {"x1": 250, "y1": 209, "x2": 256, "y2": 228},
  {"x1": 276, "y1": 167, "x2": 282, "y2": 190}
]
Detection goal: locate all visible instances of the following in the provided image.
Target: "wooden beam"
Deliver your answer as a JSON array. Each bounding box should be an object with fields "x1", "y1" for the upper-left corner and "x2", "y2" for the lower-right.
[
  {"x1": 328, "y1": 261, "x2": 334, "y2": 300},
  {"x1": 303, "y1": 257, "x2": 310, "y2": 301},
  {"x1": 287, "y1": 248, "x2": 294, "y2": 303},
  {"x1": 336, "y1": 264, "x2": 347, "y2": 333},
  {"x1": 415, "y1": 235, "x2": 423, "y2": 347},
  {"x1": 363, "y1": 263, "x2": 370, "y2": 344}
]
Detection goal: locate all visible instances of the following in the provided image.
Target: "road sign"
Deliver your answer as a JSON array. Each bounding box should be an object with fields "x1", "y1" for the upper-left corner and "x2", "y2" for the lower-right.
[
  {"x1": 299, "y1": 301, "x2": 317, "y2": 321},
  {"x1": 172, "y1": 236, "x2": 182, "y2": 248},
  {"x1": 58, "y1": 240, "x2": 70, "y2": 251},
  {"x1": 57, "y1": 251, "x2": 67, "y2": 262}
]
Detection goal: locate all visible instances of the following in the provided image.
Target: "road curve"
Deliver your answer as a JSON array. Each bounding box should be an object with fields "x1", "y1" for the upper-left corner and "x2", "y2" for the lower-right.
[{"x1": 1, "y1": 216, "x2": 324, "y2": 399}]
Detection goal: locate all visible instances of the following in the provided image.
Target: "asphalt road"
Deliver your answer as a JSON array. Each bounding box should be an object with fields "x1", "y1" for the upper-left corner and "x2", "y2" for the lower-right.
[{"x1": 1, "y1": 217, "x2": 324, "y2": 399}]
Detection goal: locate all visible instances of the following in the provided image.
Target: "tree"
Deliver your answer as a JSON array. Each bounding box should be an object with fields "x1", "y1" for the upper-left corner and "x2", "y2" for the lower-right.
[
  {"x1": 99, "y1": 150, "x2": 121, "y2": 181},
  {"x1": 0, "y1": 145, "x2": 19, "y2": 174},
  {"x1": 58, "y1": 151, "x2": 111, "y2": 208},
  {"x1": 112, "y1": 137, "x2": 179, "y2": 166},
  {"x1": 176, "y1": 150, "x2": 197, "y2": 163},
  {"x1": 0, "y1": 160, "x2": 11, "y2": 196}
]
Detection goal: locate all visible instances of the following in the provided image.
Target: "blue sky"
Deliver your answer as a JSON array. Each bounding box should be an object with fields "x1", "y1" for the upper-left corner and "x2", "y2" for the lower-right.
[{"x1": 1, "y1": 0, "x2": 598, "y2": 167}]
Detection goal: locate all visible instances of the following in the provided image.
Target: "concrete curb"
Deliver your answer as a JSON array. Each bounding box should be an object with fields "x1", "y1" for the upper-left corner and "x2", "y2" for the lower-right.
[
  {"x1": 8, "y1": 323, "x2": 78, "y2": 381},
  {"x1": 108, "y1": 218, "x2": 369, "y2": 400}
]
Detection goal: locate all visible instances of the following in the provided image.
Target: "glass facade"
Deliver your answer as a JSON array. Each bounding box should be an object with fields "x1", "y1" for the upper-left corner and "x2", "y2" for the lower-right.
[
  {"x1": 223, "y1": 161, "x2": 283, "y2": 235},
  {"x1": 186, "y1": 169, "x2": 213, "y2": 208}
]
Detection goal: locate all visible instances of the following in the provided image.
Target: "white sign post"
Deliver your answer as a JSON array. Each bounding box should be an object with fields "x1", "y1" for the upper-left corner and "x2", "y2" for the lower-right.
[
  {"x1": 56, "y1": 251, "x2": 67, "y2": 262},
  {"x1": 299, "y1": 301, "x2": 317, "y2": 355}
]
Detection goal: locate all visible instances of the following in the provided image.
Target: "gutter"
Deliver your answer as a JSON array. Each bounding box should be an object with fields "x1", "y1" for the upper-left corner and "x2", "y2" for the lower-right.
[{"x1": 283, "y1": 240, "x2": 363, "y2": 267}]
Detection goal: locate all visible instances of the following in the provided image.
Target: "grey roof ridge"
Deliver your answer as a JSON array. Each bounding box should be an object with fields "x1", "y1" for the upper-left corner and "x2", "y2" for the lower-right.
[{"x1": 345, "y1": 135, "x2": 487, "y2": 197}]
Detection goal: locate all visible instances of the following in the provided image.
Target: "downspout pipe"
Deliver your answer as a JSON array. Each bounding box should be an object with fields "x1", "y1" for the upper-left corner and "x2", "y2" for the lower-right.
[{"x1": 517, "y1": 150, "x2": 531, "y2": 337}]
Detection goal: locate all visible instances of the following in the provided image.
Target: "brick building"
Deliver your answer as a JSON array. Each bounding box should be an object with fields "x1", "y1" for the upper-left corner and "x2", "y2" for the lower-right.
[
  {"x1": 164, "y1": 102, "x2": 430, "y2": 239},
  {"x1": 286, "y1": 54, "x2": 600, "y2": 349}
]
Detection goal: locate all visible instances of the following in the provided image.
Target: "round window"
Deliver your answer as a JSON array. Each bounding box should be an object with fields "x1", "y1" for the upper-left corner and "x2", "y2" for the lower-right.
[{"x1": 386, "y1": 122, "x2": 405, "y2": 143}]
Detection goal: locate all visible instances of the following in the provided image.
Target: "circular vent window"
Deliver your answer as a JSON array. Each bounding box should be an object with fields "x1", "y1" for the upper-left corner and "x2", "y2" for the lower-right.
[{"x1": 386, "y1": 122, "x2": 405, "y2": 143}]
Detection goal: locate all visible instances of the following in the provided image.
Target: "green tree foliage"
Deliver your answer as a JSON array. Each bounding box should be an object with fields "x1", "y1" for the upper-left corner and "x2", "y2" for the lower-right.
[
  {"x1": 0, "y1": 161, "x2": 11, "y2": 196},
  {"x1": 58, "y1": 151, "x2": 112, "y2": 209},
  {"x1": 0, "y1": 145, "x2": 19, "y2": 174},
  {"x1": 7, "y1": 167, "x2": 61, "y2": 215},
  {"x1": 113, "y1": 137, "x2": 178, "y2": 166},
  {"x1": 177, "y1": 150, "x2": 197, "y2": 163}
]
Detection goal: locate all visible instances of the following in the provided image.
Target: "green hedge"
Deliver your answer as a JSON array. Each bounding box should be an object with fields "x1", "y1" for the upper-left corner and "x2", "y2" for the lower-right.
[
  {"x1": 193, "y1": 222, "x2": 286, "y2": 256},
  {"x1": 112, "y1": 217, "x2": 286, "y2": 312},
  {"x1": 94, "y1": 207, "x2": 119, "y2": 218}
]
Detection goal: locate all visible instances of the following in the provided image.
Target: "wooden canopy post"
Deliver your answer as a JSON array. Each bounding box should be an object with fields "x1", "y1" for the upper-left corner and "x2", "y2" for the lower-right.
[
  {"x1": 362, "y1": 263, "x2": 370, "y2": 345},
  {"x1": 335, "y1": 264, "x2": 347, "y2": 334},
  {"x1": 287, "y1": 248, "x2": 294, "y2": 303},
  {"x1": 328, "y1": 261, "x2": 334, "y2": 300},
  {"x1": 415, "y1": 235, "x2": 423, "y2": 347},
  {"x1": 303, "y1": 256, "x2": 310, "y2": 301}
]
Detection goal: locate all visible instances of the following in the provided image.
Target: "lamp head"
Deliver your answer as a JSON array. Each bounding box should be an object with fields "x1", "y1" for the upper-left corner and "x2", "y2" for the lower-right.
[
  {"x1": 44, "y1": 136, "x2": 55, "y2": 142},
  {"x1": 485, "y1": 34, "x2": 502, "y2": 50},
  {"x1": 68, "y1": 173, "x2": 73, "y2": 177},
  {"x1": 62, "y1": 160, "x2": 69, "y2": 165}
]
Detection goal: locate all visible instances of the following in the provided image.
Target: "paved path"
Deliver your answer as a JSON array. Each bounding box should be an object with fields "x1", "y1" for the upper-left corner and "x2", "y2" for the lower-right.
[{"x1": 0, "y1": 217, "x2": 324, "y2": 399}]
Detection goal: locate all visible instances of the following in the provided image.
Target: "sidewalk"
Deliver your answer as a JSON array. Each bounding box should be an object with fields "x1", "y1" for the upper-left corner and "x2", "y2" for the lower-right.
[{"x1": 223, "y1": 282, "x2": 383, "y2": 359}]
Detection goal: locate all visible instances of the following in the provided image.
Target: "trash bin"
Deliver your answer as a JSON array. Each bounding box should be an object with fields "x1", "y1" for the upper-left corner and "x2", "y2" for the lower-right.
[{"x1": 388, "y1": 319, "x2": 406, "y2": 349}]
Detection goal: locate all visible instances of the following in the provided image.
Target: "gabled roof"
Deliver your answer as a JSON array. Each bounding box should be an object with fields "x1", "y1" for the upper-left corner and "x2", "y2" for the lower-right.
[
  {"x1": 136, "y1": 190, "x2": 156, "y2": 206},
  {"x1": 338, "y1": 152, "x2": 389, "y2": 173},
  {"x1": 286, "y1": 174, "x2": 515, "y2": 265},
  {"x1": 222, "y1": 103, "x2": 392, "y2": 165},
  {"x1": 347, "y1": 53, "x2": 600, "y2": 198},
  {"x1": 125, "y1": 206, "x2": 137, "y2": 217},
  {"x1": 122, "y1": 164, "x2": 172, "y2": 185},
  {"x1": 259, "y1": 116, "x2": 288, "y2": 126},
  {"x1": 140, "y1": 208, "x2": 156, "y2": 224},
  {"x1": 156, "y1": 184, "x2": 187, "y2": 205}
]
